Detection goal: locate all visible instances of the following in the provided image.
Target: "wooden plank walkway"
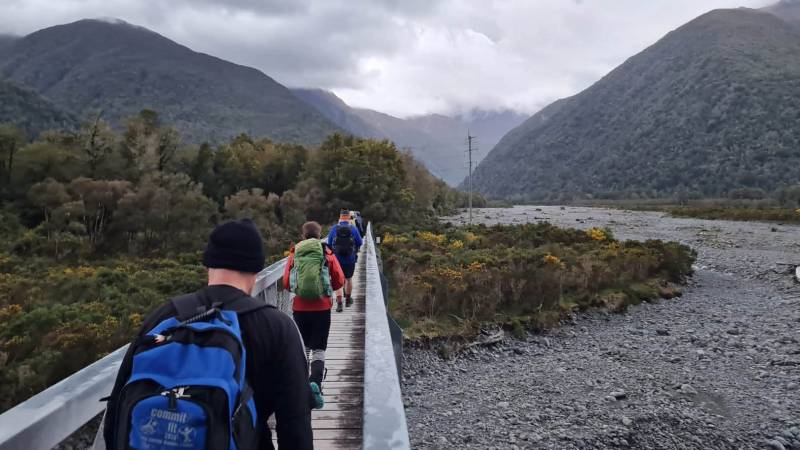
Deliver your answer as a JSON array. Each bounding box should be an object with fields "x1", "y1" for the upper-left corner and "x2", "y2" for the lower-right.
[{"x1": 273, "y1": 251, "x2": 366, "y2": 449}]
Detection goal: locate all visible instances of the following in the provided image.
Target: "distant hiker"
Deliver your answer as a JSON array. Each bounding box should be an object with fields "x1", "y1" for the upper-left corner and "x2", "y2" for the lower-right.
[
  {"x1": 284, "y1": 221, "x2": 345, "y2": 409},
  {"x1": 351, "y1": 210, "x2": 367, "y2": 237},
  {"x1": 103, "y1": 219, "x2": 313, "y2": 450},
  {"x1": 327, "y1": 209, "x2": 363, "y2": 312}
]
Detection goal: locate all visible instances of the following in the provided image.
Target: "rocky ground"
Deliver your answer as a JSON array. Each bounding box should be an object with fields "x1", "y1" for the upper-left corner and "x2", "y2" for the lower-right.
[{"x1": 403, "y1": 206, "x2": 800, "y2": 450}]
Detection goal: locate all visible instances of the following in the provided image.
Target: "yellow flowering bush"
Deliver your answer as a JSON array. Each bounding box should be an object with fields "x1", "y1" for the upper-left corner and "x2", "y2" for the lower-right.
[
  {"x1": 418, "y1": 231, "x2": 447, "y2": 246},
  {"x1": 466, "y1": 261, "x2": 486, "y2": 272},
  {"x1": 586, "y1": 228, "x2": 608, "y2": 241},
  {"x1": 0, "y1": 305, "x2": 22, "y2": 322},
  {"x1": 433, "y1": 267, "x2": 464, "y2": 281},
  {"x1": 0, "y1": 255, "x2": 206, "y2": 412},
  {"x1": 543, "y1": 253, "x2": 565, "y2": 269}
]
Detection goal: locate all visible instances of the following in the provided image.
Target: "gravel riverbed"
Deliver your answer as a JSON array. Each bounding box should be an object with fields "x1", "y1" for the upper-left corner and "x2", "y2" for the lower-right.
[{"x1": 403, "y1": 206, "x2": 800, "y2": 450}]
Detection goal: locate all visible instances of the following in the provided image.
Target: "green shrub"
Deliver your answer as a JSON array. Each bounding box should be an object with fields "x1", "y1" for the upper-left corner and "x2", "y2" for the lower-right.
[
  {"x1": 0, "y1": 256, "x2": 205, "y2": 411},
  {"x1": 381, "y1": 223, "x2": 695, "y2": 339}
]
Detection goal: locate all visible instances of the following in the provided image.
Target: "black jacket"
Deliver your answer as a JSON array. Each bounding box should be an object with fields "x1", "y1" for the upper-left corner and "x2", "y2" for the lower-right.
[{"x1": 102, "y1": 284, "x2": 313, "y2": 450}]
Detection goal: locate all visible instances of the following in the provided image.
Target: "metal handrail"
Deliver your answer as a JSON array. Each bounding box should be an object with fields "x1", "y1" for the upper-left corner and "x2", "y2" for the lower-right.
[
  {"x1": 0, "y1": 258, "x2": 288, "y2": 450},
  {"x1": 0, "y1": 225, "x2": 412, "y2": 450},
  {"x1": 362, "y1": 223, "x2": 411, "y2": 449}
]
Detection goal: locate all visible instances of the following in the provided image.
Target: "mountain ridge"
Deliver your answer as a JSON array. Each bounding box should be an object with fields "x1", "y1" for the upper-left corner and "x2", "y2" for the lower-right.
[
  {"x1": 471, "y1": 7, "x2": 800, "y2": 201},
  {"x1": 0, "y1": 19, "x2": 341, "y2": 145}
]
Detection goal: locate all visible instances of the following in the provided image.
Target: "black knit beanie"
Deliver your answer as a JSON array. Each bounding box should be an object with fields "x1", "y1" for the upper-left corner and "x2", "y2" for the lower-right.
[{"x1": 202, "y1": 219, "x2": 265, "y2": 274}]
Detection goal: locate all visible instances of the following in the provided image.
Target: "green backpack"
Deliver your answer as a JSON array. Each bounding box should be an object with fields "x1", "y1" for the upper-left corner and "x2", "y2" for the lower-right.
[{"x1": 289, "y1": 238, "x2": 334, "y2": 299}]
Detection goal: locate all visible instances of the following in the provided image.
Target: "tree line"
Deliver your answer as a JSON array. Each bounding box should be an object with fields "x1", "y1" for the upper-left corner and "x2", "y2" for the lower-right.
[{"x1": 0, "y1": 109, "x2": 475, "y2": 259}]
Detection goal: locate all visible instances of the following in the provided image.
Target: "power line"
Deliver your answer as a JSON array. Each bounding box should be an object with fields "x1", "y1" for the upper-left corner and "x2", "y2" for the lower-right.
[{"x1": 467, "y1": 131, "x2": 476, "y2": 225}]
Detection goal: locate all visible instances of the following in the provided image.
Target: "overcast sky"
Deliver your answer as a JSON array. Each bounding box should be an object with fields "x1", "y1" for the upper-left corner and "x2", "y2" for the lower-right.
[{"x1": 0, "y1": 0, "x2": 775, "y2": 117}]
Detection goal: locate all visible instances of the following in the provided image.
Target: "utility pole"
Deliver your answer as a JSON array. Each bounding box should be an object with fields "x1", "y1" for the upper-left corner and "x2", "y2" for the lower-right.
[{"x1": 467, "y1": 131, "x2": 475, "y2": 224}]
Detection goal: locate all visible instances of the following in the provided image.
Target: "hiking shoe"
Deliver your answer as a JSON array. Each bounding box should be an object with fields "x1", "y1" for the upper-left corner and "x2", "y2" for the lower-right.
[
  {"x1": 336, "y1": 301, "x2": 343, "y2": 313},
  {"x1": 345, "y1": 296, "x2": 353, "y2": 307},
  {"x1": 310, "y1": 382, "x2": 324, "y2": 409}
]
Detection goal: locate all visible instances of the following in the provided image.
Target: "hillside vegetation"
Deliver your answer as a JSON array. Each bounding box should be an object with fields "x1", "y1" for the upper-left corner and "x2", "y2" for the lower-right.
[
  {"x1": 0, "y1": 112, "x2": 468, "y2": 412},
  {"x1": 471, "y1": 8, "x2": 800, "y2": 202},
  {"x1": 0, "y1": 19, "x2": 339, "y2": 145},
  {"x1": 0, "y1": 79, "x2": 77, "y2": 137}
]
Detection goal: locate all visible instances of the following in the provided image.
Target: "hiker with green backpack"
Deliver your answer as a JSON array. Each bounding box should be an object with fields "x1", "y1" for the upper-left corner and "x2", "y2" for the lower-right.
[{"x1": 283, "y1": 221, "x2": 345, "y2": 409}]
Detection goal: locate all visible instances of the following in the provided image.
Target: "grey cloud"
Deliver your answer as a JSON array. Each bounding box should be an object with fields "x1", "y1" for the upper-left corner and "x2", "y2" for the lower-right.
[
  {"x1": 174, "y1": 0, "x2": 312, "y2": 14},
  {"x1": 0, "y1": 0, "x2": 779, "y2": 117}
]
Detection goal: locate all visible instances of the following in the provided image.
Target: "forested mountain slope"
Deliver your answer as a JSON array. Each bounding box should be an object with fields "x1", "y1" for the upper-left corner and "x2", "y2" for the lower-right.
[
  {"x1": 0, "y1": 19, "x2": 339, "y2": 144},
  {"x1": 0, "y1": 78, "x2": 76, "y2": 136},
  {"x1": 471, "y1": 8, "x2": 800, "y2": 201}
]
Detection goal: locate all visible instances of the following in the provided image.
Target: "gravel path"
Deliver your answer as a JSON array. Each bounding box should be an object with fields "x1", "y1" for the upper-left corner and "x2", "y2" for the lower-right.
[{"x1": 403, "y1": 206, "x2": 800, "y2": 449}]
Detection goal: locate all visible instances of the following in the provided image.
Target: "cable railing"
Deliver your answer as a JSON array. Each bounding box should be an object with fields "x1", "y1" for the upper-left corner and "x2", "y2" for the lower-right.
[{"x1": 0, "y1": 222, "x2": 409, "y2": 450}]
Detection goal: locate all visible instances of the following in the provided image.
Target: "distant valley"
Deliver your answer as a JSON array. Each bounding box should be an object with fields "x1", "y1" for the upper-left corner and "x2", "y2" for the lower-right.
[{"x1": 291, "y1": 88, "x2": 526, "y2": 185}]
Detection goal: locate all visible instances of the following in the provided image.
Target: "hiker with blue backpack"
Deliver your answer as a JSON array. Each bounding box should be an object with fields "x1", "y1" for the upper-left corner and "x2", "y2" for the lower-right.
[
  {"x1": 327, "y1": 209, "x2": 363, "y2": 312},
  {"x1": 103, "y1": 219, "x2": 314, "y2": 450},
  {"x1": 283, "y1": 221, "x2": 345, "y2": 410}
]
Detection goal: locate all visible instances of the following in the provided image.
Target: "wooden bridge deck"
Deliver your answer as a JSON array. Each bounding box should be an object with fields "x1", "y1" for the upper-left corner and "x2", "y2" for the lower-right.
[{"x1": 273, "y1": 251, "x2": 366, "y2": 449}]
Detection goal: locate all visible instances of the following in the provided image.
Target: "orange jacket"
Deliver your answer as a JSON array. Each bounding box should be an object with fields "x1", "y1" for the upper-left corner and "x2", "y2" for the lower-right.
[{"x1": 283, "y1": 242, "x2": 345, "y2": 312}]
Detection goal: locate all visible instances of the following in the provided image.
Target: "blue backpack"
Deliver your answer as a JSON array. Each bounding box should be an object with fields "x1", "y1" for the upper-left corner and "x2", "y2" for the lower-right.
[{"x1": 113, "y1": 290, "x2": 265, "y2": 450}]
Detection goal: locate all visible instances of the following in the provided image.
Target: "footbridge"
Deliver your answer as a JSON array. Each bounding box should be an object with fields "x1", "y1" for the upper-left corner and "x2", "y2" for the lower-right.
[{"x1": 0, "y1": 224, "x2": 409, "y2": 450}]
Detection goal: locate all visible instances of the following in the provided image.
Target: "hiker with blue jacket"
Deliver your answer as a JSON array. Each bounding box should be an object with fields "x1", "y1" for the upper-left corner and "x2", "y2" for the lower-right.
[
  {"x1": 103, "y1": 219, "x2": 313, "y2": 450},
  {"x1": 327, "y1": 209, "x2": 363, "y2": 312}
]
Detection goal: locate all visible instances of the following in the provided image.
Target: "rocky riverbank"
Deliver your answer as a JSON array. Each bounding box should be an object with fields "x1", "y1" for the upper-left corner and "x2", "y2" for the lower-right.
[{"x1": 403, "y1": 206, "x2": 800, "y2": 449}]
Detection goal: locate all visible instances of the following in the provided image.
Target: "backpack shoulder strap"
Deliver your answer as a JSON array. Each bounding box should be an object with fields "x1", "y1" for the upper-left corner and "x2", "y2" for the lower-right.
[
  {"x1": 171, "y1": 292, "x2": 207, "y2": 322},
  {"x1": 172, "y1": 290, "x2": 269, "y2": 321},
  {"x1": 224, "y1": 295, "x2": 270, "y2": 315}
]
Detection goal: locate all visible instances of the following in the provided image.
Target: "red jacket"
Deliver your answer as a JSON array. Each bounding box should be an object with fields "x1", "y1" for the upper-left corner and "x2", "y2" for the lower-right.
[{"x1": 283, "y1": 242, "x2": 345, "y2": 312}]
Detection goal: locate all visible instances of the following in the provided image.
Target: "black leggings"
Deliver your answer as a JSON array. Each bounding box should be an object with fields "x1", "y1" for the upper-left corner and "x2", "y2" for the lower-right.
[{"x1": 293, "y1": 310, "x2": 331, "y2": 350}]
